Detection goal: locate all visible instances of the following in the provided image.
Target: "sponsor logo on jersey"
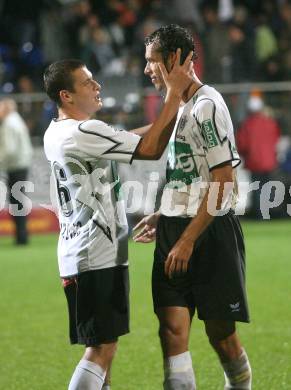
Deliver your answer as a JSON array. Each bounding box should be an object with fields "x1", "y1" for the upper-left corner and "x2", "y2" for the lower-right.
[
  {"x1": 201, "y1": 119, "x2": 218, "y2": 148},
  {"x1": 167, "y1": 142, "x2": 199, "y2": 185},
  {"x1": 177, "y1": 115, "x2": 188, "y2": 134}
]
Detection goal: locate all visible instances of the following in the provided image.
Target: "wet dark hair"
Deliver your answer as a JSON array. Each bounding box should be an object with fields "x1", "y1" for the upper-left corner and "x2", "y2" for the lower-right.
[
  {"x1": 43, "y1": 59, "x2": 85, "y2": 106},
  {"x1": 144, "y1": 24, "x2": 197, "y2": 64}
]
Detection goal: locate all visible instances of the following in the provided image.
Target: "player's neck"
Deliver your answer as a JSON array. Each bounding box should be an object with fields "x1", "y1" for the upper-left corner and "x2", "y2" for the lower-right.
[
  {"x1": 181, "y1": 76, "x2": 203, "y2": 104},
  {"x1": 57, "y1": 107, "x2": 91, "y2": 121}
]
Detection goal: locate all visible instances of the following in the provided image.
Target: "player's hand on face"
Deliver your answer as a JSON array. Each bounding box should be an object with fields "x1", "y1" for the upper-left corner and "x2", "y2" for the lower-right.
[
  {"x1": 158, "y1": 48, "x2": 193, "y2": 98},
  {"x1": 164, "y1": 238, "x2": 194, "y2": 278},
  {"x1": 132, "y1": 213, "x2": 160, "y2": 243}
]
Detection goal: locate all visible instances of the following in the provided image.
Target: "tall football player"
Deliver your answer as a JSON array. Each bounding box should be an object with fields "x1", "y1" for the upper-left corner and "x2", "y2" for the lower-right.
[{"x1": 134, "y1": 24, "x2": 251, "y2": 390}]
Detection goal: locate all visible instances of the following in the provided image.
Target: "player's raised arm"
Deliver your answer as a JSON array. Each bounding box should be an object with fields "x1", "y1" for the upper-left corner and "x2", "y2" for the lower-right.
[
  {"x1": 129, "y1": 124, "x2": 152, "y2": 136},
  {"x1": 133, "y1": 49, "x2": 193, "y2": 160}
]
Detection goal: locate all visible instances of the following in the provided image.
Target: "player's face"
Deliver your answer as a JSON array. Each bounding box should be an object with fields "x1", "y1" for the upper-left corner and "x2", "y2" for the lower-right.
[
  {"x1": 70, "y1": 67, "x2": 102, "y2": 115},
  {"x1": 144, "y1": 43, "x2": 168, "y2": 91}
]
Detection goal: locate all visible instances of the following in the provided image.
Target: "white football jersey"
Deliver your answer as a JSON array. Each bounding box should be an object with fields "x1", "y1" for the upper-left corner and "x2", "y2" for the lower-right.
[
  {"x1": 44, "y1": 118, "x2": 141, "y2": 277},
  {"x1": 161, "y1": 85, "x2": 240, "y2": 217}
]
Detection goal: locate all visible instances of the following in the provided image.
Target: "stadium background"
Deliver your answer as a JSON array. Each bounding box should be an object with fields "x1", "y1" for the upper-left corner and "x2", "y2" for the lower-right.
[{"x1": 0, "y1": 0, "x2": 291, "y2": 389}]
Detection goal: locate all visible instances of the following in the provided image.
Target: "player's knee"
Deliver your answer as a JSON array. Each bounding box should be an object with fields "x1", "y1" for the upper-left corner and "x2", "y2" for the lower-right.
[
  {"x1": 205, "y1": 322, "x2": 243, "y2": 361},
  {"x1": 159, "y1": 322, "x2": 188, "y2": 344},
  {"x1": 86, "y1": 342, "x2": 117, "y2": 364},
  {"x1": 208, "y1": 336, "x2": 242, "y2": 362},
  {"x1": 208, "y1": 335, "x2": 230, "y2": 352},
  {"x1": 101, "y1": 342, "x2": 118, "y2": 361},
  {"x1": 205, "y1": 320, "x2": 235, "y2": 345}
]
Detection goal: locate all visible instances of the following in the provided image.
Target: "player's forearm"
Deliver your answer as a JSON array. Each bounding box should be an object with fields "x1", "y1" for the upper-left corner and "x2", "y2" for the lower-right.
[
  {"x1": 179, "y1": 175, "x2": 233, "y2": 244},
  {"x1": 134, "y1": 90, "x2": 181, "y2": 160},
  {"x1": 179, "y1": 189, "x2": 215, "y2": 245}
]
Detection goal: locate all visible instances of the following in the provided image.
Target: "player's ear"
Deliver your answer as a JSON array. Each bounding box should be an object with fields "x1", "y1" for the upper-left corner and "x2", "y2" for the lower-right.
[
  {"x1": 60, "y1": 90, "x2": 73, "y2": 105},
  {"x1": 166, "y1": 52, "x2": 177, "y2": 71}
]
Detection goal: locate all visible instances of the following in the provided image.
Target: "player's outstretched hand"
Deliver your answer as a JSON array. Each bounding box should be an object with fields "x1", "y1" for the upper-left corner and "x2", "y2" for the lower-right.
[
  {"x1": 164, "y1": 237, "x2": 194, "y2": 278},
  {"x1": 158, "y1": 48, "x2": 194, "y2": 98},
  {"x1": 132, "y1": 212, "x2": 160, "y2": 243}
]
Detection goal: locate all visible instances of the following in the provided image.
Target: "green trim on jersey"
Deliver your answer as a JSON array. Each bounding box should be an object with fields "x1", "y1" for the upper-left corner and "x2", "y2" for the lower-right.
[{"x1": 111, "y1": 161, "x2": 123, "y2": 201}]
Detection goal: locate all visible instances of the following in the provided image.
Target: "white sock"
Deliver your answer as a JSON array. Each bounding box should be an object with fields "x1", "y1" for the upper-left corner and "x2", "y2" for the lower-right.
[
  {"x1": 163, "y1": 351, "x2": 196, "y2": 390},
  {"x1": 223, "y1": 349, "x2": 252, "y2": 389},
  {"x1": 68, "y1": 359, "x2": 106, "y2": 390}
]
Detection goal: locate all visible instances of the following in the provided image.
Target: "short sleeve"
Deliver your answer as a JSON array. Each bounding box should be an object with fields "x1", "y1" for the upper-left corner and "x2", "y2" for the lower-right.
[
  {"x1": 73, "y1": 119, "x2": 141, "y2": 164},
  {"x1": 193, "y1": 98, "x2": 240, "y2": 170}
]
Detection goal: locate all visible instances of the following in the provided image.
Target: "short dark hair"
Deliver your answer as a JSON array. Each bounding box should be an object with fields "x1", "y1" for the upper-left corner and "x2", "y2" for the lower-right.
[
  {"x1": 145, "y1": 24, "x2": 197, "y2": 64},
  {"x1": 43, "y1": 59, "x2": 85, "y2": 106}
]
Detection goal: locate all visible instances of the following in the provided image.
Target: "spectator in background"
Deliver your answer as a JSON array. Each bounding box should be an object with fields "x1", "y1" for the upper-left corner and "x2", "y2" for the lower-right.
[
  {"x1": 228, "y1": 6, "x2": 256, "y2": 82},
  {"x1": 236, "y1": 94, "x2": 281, "y2": 219},
  {"x1": 16, "y1": 75, "x2": 43, "y2": 136},
  {"x1": 278, "y1": 2, "x2": 291, "y2": 80},
  {"x1": 40, "y1": 3, "x2": 70, "y2": 64},
  {"x1": 161, "y1": 0, "x2": 203, "y2": 30},
  {"x1": 260, "y1": 54, "x2": 285, "y2": 82},
  {"x1": 217, "y1": 0, "x2": 234, "y2": 22},
  {"x1": 278, "y1": 2, "x2": 291, "y2": 56},
  {"x1": 283, "y1": 49, "x2": 291, "y2": 79},
  {"x1": 64, "y1": 0, "x2": 92, "y2": 58},
  {"x1": 0, "y1": 98, "x2": 33, "y2": 244},
  {"x1": 108, "y1": 0, "x2": 139, "y2": 47},
  {"x1": 201, "y1": 3, "x2": 231, "y2": 83},
  {"x1": 255, "y1": 14, "x2": 278, "y2": 70},
  {"x1": 81, "y1": 25, "x2": 116, "y2": 74}
]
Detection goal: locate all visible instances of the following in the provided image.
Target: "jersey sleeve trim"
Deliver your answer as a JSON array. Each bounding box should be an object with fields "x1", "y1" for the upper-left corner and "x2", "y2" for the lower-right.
[
  {"x1": 209, "y1": 158, "x2": 241, "y2": 171},
  {"x1": 130, "y1": 137, "x2": 142, "y2": 164},
  {"x1": 78, "y1": 122, "x2": 133, "y2": 157},
  {"x1": 208, "y1": 140, "x2": 241, "y2": 170}
]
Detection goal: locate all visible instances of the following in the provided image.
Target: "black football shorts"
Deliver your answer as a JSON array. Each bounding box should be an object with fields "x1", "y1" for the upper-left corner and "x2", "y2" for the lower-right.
[
  {"x1": 63, "y1": 265, "x2": 129, "y2": 345},
  {"x1": 152, "y1": 212, "x2": 250, "y2": 322}
]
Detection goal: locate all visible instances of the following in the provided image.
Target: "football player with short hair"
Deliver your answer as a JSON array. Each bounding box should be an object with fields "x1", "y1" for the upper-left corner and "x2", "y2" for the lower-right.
[
  {"x1": 43, "y1": 54, "x2": 193, "y2": 390},
  {"x1": 134, "y1": 24, "x2": 251, "y2": 390}
]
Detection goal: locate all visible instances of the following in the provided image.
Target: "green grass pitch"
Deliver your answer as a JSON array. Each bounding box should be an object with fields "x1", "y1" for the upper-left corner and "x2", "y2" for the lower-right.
[{"x1": 0, "y1": 220, "x2": 291, "y2": 389}]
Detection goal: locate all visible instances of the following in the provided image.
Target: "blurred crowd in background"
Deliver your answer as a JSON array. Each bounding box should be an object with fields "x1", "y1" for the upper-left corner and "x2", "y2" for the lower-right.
[
  {"x1": 1, "y1": 0, "x2": 291, "y2": 131},
  {"x1": 1, "y1": 0, "x2": 291, "y2": 91},
  {"x1": 1, "y1": 0, "x2": 291, "y2": 220}
]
